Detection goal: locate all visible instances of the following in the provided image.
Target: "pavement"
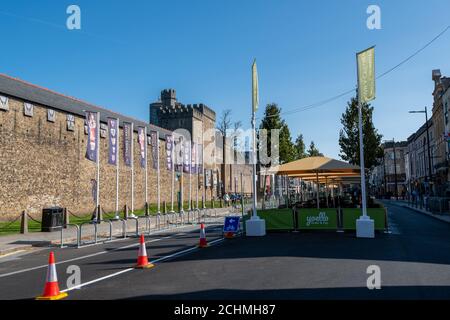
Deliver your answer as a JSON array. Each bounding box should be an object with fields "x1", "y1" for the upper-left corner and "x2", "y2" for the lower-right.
[
  {"x1": 387, "y1": 200, "x2": 450, "y2": 224},
  {"x1": 0, "y1": 208, "x2": 232, "y2": 257},
  {"x1": 1, "y1": 202, "x2": 450, "y2": 300}
]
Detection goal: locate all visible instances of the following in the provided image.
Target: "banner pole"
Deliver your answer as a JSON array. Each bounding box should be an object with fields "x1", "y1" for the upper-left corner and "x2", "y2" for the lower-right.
[
  {"x1": 358, "y1": 99, "x2": 368, "y2": 217},
  {"x1": 180, "y1": 138, "x2": 184, "y2": 214},
  {"x1": 196, "y1": 142, "x2": 199, "y2": 210},
  {"x1": 189, "y1": 140, "x2": 192, "y2": 211},
  {"x1": 145, "y1": 127, "x2": 148, "y2": 207},
  {"x1": 157, "y1": 131, "x2": 161, "y2": 214},
  {"x1": 171, "y1": 137, "x2": 175, "y2": 213},
  {"x1": 251, "y1": 111, "x2": 258, "y2": 217},
  {"x1": 96, "y1": 112, "x2": 100, "y2": 219},
  {"x1": 131, "y1": 122, "x2": 134, "y2": 216},
  {"x1": 116, "y1": 118, "x2": 120, "y2": 218}
]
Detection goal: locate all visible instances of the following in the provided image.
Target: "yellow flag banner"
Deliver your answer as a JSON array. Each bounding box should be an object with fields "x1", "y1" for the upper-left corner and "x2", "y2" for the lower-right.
[
  {"x1": 357, "y1": 46, "x2": 375, "y2": 104},
  {"x1": 252, "y1": 60, "x2": 259, "y2": 112}
]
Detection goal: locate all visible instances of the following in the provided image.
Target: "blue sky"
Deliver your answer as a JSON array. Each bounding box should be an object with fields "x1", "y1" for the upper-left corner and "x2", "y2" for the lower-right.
[{"x1": 1, "y1": 0, "x2": 450, "y2": 158}]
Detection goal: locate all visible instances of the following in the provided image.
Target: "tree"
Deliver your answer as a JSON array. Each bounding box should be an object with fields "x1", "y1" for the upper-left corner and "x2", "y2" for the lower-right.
[
  {"x1": 216, "y1": 109, "x2": 241, "y2": 195},
  {"x1": 307, "y1": 141, "x2": 323, "y2": 157},
  {"x1": 259, "y1": 103, "x2": 295, "y2": 164},
  {"x1": 338, "y1": 96, "x2": 383, "y2": 171},
  {"x1": 294, "y1": 134, "x2": 307, "y2": 159}
]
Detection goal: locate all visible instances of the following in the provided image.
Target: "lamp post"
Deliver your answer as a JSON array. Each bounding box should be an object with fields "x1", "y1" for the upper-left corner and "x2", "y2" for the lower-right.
[
  {"x1": 409, "y1": 107, "x2": 432, "y2": 192},
  {"x1": 383, "y1": 139, "x2": 399, "y2": 200}
]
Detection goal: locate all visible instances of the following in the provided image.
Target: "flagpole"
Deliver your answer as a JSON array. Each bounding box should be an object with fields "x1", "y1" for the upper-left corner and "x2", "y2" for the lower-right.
[
  {"x1": 180, "y1": 138, "x2": 184, "y2": 214},
  {"x1": 157, "y1": 131, "x2": 161, "y2": 214},
  {"x1": 246, "y1": 59, "x2": 266, "y2": 237},
  {"x1": 358, "y1": 98, "x2": 368, "y2": 217},
  {"x1": 96, "y1": 112, "x2": 100, "y2": 220},
  {"x1": 144, "y1": 127, "x2": 148, "y2": 209},
  {"x1": 131, "y1": 122, "x2": 134, "y2": 216},
  {"x1": 171, "y1": 137, "x2": 175, "y2": 213},
  {"x1": 189, "y1": 140, "x2": 192, "y2": 212},
  {"x1": 355, "y1": 46, "x2": 375, "y2": 238},
  {"x1": 115, "y1": 118, "x2": 120, "y2": 219},
  {"x1": 196, "y1": 142, "x2": 199, "y2": 210},
  {"x1": 251, "y1": 110, "x2": 258, "y2": 218}
]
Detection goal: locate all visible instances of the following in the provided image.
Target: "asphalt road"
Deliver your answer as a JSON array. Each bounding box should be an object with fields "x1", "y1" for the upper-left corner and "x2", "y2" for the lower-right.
[
  {"x1": 0, "y1": 222, "x2": 225, "y2": 300},
  {"x1": 2, "y1": 203, "x2": 450, "y2": 300}
]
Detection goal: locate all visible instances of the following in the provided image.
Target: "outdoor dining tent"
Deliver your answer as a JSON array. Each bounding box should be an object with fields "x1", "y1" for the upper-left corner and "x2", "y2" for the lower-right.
[{"x1": 274, "y1": 156, "x2": 361, "y2": 208}]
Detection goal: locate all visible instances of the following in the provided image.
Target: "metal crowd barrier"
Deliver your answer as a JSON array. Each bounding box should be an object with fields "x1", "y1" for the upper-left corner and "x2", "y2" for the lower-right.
[
  {"x1": 79, "y1": 219, "x2": 113, "y2": 246},
  {"x1": 60, "y1": 223, "x2": 80, "y2": 248}
]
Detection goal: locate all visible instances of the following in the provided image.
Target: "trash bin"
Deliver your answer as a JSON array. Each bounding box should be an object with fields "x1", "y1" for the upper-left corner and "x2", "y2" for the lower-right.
[{"x1": 41, "y1": 207, "x2": 64, "y2": 232}]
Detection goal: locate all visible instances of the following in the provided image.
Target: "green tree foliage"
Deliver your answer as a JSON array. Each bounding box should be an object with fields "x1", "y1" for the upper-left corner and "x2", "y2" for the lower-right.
[
  {"x1": 259, "y1": 103, "x2": 295, "y2": 165},
  {"x1": 338, "y1": 96, "x2": 383, "y2": 171},
  {"x1": 307, "y1": 141, "x2": 323, "y2": 157},
  {"x1": 294, "y1": 134, "x2": 307, "y2": 159}
]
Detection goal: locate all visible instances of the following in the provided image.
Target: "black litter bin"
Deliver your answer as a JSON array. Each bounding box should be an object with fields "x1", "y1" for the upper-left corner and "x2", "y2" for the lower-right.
[{"x1": 41, "y1": 207, "x2": 64, "y2": 232}]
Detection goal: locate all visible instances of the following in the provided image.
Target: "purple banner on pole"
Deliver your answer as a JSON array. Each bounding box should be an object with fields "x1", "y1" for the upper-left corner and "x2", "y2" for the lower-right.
[
  {"x1": 150, "y1": 131, "x2": 159, "y2": 170},
  {"x1": 108, "y1": 118, "x2": 118, "y2": 166},
  {"x1": 85, "y1": 112, "x2": 98, "y2": 162},
  {"x1": 183, "y1": 140, "x2": 191, "y2": 173},
  {"x1": 166, "y1": 135, "x2": 173, "y2": 171},
  {"x1": 198, "y1": 144, "x2": 203, "y2": 174},
  {"x1": 123, "y1": 122, "x2": 132, "y2": 167},
  {"x1": 175, "y1": 136, "x2": 183, "y2": 173},
  {"x1": 191, "y1": 143, "x2": 197, "y2": 174},
  {"x1": 138, "y1": 127, "x2": 146, "y2": 168}
]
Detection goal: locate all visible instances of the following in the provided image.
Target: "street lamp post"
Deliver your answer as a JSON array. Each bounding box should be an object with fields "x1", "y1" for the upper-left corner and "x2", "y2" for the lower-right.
[{"x1": 409, "y1": 107, "x2": 433, "y2": 192}]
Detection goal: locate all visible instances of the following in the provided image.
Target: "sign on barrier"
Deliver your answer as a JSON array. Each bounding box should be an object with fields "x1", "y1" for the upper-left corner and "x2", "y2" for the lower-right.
[
  {"x1": 299, "y1": 209, "x2": 338, "y2": 230},
  {"x1": 223, "y1": 216, "x2": 240, "y2": 233}
]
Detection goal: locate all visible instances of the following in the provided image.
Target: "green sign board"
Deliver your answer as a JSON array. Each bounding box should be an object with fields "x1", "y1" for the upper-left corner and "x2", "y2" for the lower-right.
[{"x1": 299, "y1": 209, "x2": 337, "y2": 230}]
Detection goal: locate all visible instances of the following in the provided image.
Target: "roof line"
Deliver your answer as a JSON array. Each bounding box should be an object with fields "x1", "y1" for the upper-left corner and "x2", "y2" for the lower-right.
[{"x1": 0, "y1": 72, "x2": 170, "y2": 133}]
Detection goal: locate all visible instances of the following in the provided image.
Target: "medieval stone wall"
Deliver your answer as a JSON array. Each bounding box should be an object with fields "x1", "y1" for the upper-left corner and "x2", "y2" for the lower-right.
[{"x1": 0, "y1": 95, "x2": 210, "y2": 220}]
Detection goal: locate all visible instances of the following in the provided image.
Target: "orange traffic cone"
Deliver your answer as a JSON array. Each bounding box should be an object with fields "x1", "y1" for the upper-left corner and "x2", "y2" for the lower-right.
[
  {"x1": 198, "y1": 223, "x2": 208, "y2": 248},
  {"x1": 135, "y1": 234, "x2": 154, "y2": 269},
  {"x1": 36, "y1": 252, "x2": 68, "y2": 300}
]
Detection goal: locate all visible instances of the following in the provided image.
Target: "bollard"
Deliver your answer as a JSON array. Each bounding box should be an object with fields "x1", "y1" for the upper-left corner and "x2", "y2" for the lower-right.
[
  {"x1": 63, "y1": 208, "x2": 69, "y2": 229},
  {"x1": 220, "y1": 198, "x2": 223, "y2": 208},
  {"x1": 97, "y1": 205, "x2": 102, "y2": 223},
  {"x1": 124, "y1": 204, "x2": 129, "y2": 220},
  {"x1": 163, "y1": 201, "x2": 167, "y2": 214},
  {"x1": 145, "y1": 202, "x2": 149, "y2": 216},
  {"x1": 211, "y1": 198, "x2": 214, "y2": 209},
  {"x1": 20, "y1": 211, "x2": 28, "y2": 234}
]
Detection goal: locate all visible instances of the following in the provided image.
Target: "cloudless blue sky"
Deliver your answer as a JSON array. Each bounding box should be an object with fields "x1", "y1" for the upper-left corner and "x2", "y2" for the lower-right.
[{"x1": 1, "y1": 0, "x2": 450, "y2": 158}]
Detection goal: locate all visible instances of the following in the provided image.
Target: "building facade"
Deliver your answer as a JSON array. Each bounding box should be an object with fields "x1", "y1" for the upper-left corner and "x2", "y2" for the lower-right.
[
  {"x1": 431, "y1": 70, "x2": 450, "y2": 196},
  {"x1": 406, "y1": 120, "x2": 436, "y2": 197},
  {"x1": 370, "y1": 141, "x2": 408, "y2": 198}
]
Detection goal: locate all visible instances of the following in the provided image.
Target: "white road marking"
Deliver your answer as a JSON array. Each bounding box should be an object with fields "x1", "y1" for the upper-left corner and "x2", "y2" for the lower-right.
[
  {"x1": 0, "y1": 224, "x2": 221, "y2": 278},
  {"x1": 61, "y1": 238, "x2": 225, "y2": 292}
]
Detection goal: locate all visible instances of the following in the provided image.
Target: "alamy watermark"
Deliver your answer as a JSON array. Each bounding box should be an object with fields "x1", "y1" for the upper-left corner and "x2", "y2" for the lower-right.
[
  {"x1": 366, "y1": 265, "x2": 381, "y2": 290},
  {"x1": 367, "y1": 5, "x2": 381, "y2": 30},
  {"x1": 66, "y1": 5, "x2": 81, "y2": 30}
]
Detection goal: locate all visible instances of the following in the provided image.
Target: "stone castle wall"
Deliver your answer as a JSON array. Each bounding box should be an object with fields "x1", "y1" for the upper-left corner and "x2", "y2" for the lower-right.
[{"x1": 0, "y1": 95, "x2": 216, "y2": 220}]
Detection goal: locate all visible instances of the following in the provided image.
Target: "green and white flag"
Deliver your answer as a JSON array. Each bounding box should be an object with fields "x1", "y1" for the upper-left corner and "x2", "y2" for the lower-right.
[
  {"x1": 252, "y1": 59, "x2": 259, "y2": 112},
  {"x1": 357, "y1": 46, "x2": 375, "y2": 103}
]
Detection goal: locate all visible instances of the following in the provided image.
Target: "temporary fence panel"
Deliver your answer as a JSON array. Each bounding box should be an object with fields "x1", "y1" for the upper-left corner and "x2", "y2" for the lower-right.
[
  {"x1": 342, "y1": 208, "x2": 386, "y2": 231},
  {"x1": 244, "y1": 208, "x2": 294, "y2": 231},
  {"x1": 298, "y1": 209, "x2": 338, "y2": 230}
]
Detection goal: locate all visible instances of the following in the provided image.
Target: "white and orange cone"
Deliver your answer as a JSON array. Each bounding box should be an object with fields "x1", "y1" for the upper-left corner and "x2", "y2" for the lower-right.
[
  {"x1": 198, "y1": 223, "x2": 208, "y2": 248},
  {"x1": 36, "y1": 252, "x2": 68, "y2": 300},
  {"x1": 135, "y1": 234, "x2": 154, "y2": 269}
]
